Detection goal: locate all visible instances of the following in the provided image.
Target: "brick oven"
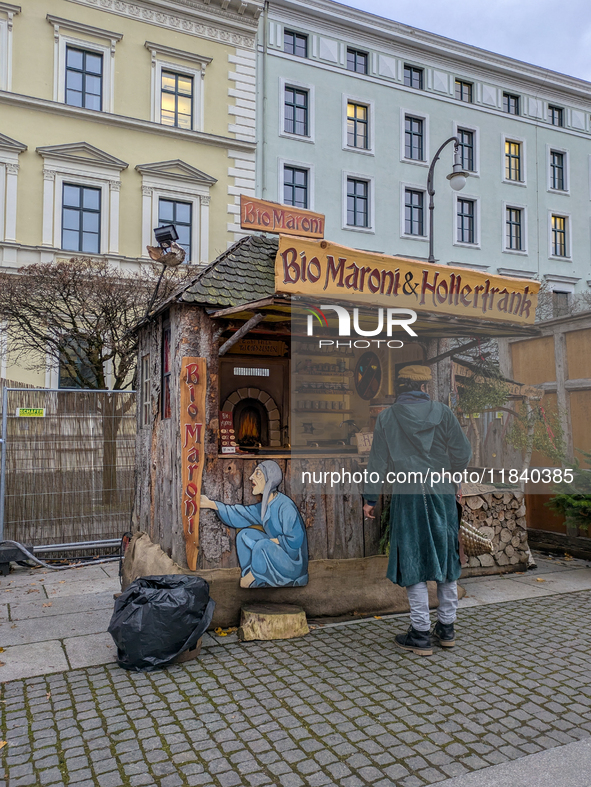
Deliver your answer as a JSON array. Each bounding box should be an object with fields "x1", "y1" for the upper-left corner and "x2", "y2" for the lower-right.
[{"x1": 219, "y1": 357, "x2": 288, "y2": 449}]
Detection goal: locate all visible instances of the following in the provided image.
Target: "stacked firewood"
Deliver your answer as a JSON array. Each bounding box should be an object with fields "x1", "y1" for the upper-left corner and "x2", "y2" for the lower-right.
[{"x1": 462, "y1": 489, "x2": 528, "y2": 568}]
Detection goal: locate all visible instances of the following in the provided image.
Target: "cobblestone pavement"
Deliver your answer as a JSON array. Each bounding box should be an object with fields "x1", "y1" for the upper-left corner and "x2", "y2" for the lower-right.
[{"x1": 2, "y1": 590, "x2": 591, "y2": 787}]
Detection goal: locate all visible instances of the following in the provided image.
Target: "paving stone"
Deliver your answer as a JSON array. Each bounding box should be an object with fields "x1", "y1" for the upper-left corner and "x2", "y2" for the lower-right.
[
  {"x1": 2, "y1": 588, "x2": 591, "y2": 787},
  {"x1": 37, "y1": 767, "x2": 64, "y2": 785},
  {"x1": 96, "y1": 772, "x2": 124, "y2": 787},
  {"x1": 278, "y1": 775, "x2": 304, "y2": 787},
  {"x1": 128, "y1": 776, "x2": 156, "y2": 787}
]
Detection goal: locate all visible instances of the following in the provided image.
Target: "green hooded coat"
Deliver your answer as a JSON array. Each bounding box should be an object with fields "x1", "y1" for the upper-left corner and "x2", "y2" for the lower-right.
[{"x1": 364, "y1": 399, "x2": 472, "y2": 587}]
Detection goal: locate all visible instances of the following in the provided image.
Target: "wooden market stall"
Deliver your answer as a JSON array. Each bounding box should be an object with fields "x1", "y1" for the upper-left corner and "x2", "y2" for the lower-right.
[{"x1": 128, "y1": 218, "x2": 541, "y2": 624}]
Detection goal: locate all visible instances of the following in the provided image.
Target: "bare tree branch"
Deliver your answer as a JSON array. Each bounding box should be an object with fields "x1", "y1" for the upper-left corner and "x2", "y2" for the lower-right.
[{"x1": 0, "y1": 257, "x2": 195, "y2": 390}]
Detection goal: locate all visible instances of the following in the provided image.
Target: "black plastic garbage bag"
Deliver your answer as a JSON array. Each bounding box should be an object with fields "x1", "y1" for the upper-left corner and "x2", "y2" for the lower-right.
[{"x1": 108, "y1": 575, "x2": 215, "y2": 672}]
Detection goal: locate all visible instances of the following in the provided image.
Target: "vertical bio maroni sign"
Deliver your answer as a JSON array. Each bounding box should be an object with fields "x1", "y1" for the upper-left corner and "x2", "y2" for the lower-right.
[{"x1": 180, "y1": 357, "x2": 206, "y2": 571}]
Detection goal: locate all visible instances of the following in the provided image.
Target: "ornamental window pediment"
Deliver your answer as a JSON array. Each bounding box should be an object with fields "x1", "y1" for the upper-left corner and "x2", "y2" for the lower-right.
[
  {"x1": 36, "y1": 142, "x2": 128, "y2": 174},
  {"x1": 144, "y1": 42, "x2": 212, "y2": 131},
  {"x1": 36, "y1": 142, "x2": 127, "y2": 255},
  {"x1": 47, "y1": 14, "x2": 123, "y2": 114}
]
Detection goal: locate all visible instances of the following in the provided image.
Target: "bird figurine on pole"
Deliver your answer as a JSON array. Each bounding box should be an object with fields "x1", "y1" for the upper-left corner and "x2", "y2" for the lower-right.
[{"x1": 146, "y1": 242, "x2": 186, "y2": 267}]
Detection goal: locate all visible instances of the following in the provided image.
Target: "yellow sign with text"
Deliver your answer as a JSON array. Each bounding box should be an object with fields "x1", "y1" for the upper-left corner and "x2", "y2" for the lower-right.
[
  {"x1": 275, "y1": 236, "x2": 539, "y2": 324},
  {"x1": 16, "y1": 408, "x2": 45, "y2": 417}
]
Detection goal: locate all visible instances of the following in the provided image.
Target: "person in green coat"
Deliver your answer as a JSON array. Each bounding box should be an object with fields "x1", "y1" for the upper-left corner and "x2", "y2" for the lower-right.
[{"x1": 363, "y1": 365, "x2": 472, "y2": 656}]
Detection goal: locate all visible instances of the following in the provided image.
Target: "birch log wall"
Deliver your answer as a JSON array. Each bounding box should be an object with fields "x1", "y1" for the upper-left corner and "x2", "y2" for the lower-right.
[{"x1": 135, "y1": 305, "x2": 222, "y2": 569}]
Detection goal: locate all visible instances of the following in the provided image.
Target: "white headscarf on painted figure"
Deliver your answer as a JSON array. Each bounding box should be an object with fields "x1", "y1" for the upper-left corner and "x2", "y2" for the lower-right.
[{"x1": 258, "y1": 460, "x2": 283, "y2": 519}]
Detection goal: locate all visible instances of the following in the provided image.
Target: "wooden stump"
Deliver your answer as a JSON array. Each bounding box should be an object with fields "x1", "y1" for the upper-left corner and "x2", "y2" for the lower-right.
[{"x1": 238, "y1": 603, "x2": 309, "y2": 641}]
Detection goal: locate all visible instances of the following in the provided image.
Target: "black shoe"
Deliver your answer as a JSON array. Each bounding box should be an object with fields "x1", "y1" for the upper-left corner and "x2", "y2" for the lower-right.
[
  {"x1": 432, "y1": 621, "x2": 455, "y2": 648},
  {"x1": 395, "y1": 626, "x2": 433, "y2": 656}
]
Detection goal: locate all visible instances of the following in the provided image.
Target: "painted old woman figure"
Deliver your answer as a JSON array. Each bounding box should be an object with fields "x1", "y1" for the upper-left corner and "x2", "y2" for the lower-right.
[
  {"x1": 363, "y1": 365, "x2": 472, "y2": 656},
  {"x1": 200, "y1": 460, "x2": 308, "y2": 589}
]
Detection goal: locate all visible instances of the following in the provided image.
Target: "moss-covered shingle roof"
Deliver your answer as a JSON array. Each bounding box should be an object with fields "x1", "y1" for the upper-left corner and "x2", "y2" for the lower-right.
[{"x1": 178, "y1": 235, "x2": 279, "y2": 308}]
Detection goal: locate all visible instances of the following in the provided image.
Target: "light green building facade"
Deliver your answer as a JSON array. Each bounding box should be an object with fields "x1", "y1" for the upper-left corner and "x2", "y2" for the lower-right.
[{"x1": 258, "y1": 0, "x2": 591, "y2": 304}]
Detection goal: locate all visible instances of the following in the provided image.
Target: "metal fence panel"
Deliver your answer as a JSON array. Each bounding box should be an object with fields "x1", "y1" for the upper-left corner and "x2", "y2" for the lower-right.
[{"x1": 0, "y1": 388, "x2": 136, "y2": 546}]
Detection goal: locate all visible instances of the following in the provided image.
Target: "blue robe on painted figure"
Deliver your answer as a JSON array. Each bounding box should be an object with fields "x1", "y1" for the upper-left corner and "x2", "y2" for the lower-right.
[{"x1": 215, "y1": 493, "x2": 309, "y2": 588}]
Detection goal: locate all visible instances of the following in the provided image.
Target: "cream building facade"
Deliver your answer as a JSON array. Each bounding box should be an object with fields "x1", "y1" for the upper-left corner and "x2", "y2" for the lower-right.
[{"x1": 0, "y1": 0, "x2": 261, "y2": 385}]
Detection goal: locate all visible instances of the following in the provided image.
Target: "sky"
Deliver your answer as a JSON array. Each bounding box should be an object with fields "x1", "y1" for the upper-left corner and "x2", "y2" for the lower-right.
[{"x1": 341, "y1": 0, "x2": 591, "y2": 82}]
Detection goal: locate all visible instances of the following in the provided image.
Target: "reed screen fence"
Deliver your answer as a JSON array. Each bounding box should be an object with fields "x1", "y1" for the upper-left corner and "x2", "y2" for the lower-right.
[{"x1": 0, "y1": 387, "x2": 136, "y2": 547}]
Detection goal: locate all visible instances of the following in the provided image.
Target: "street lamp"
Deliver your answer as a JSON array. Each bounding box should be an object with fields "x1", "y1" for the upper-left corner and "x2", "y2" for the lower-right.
[{"x1": 427, "y1": 136, "x2": 469, "y2": 263}]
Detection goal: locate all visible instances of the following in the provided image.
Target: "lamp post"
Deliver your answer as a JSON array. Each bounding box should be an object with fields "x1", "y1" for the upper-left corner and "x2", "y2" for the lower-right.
[{"x1": 427, "y1": 136, "x2": 469, "y2": 264}]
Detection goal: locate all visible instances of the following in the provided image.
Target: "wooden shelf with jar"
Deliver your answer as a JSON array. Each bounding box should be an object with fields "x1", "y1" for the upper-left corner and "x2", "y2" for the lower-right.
[
  {"x1": 295, "y1": 409, "x2": 353, "y2": 414},
  {"x1": 294, "y1": 350, "x2": 354, "y2": 358},
  {"x1": 295, "y1": 387, "x2": 351, "y2": 394},
  {"x1": 295, "y1": 370, "x2": 353, "y2": 377}
]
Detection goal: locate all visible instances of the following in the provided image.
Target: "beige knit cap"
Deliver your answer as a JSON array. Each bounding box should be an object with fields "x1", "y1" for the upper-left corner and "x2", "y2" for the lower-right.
[{"x1": 398, "y1": 365, "x2": 432, "y2": 381}]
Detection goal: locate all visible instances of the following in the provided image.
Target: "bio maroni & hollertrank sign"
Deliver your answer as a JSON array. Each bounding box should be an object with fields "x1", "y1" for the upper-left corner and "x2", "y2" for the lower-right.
[{"x1": 275, "y1": 236, "x2": 539, "y2": 324}]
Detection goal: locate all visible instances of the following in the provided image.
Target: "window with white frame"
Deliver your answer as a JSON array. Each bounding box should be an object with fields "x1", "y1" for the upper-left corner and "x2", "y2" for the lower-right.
[
  {"x1": 47, "y1": 15, "x2": 122, "y2": 114},
  {"x1": 405, "y1": 116, "x2": 424, "y2": 160},
  {"x1": 58, "y1": 337, "x2": 99, "y2": 390},
  {"x1": 404, "y1": 188, "x2": 425, "y2": 236},
  {"x1": 0, "y1": 4, "x2": 19, "y2": 92},
  {"x1": 404, "y1": 64, "x2": 423, "y2": 90},
  {"x1": 279, "y1": 78, "x2": 314, "y2": 142},
  {"x1": 453, "y1": 123, "x2": 479, "y2": 175},
  {"x1": 158, "y1": 198, "x2": 192, "y2": 259},
  {"x1": 401, "y1": 110, "x2": 429, "y2": 164},
  {"x1": 505, "y1": 140, "x2": 522, "y2": 181},
  {"x1": 160, "y1": 71, "x2": 193, "y2": 129},
  {"x1": 279, "y1": 160, "x2": 314, "y2": 210},
  {"x1": 549, "y1": 150, "x2": 567, "y2": 191},
  {"x1": 503, "y1": 92, "x2": 520, "y2": 115},
  {"x1": 505, "y1": 206, "x2": 524, "y2": 251},
  {"x1": 61, "y1": 183, "x2": 101, "y2": 253},
  {"x1": 136, "y1": 160, "x2": 216, "y2": 264},
  {"x1": 284, "y1": 30, "x2": 308, "y2": 58},
  {"x1": 549, "y1": 105, "x2": 564, "y2": 127},
  {"x1": 145, "y1": 42, "x2": 211, "y2": 131},
  {"x1": 347, "y1": 48, "x2": 368, "y2": 74},
  {"x1": 544, "y1": 275, "x2": 579, "y2": 314},
  {"x1": 65, "y1": 46, "x2": 103, "y2": 110},
  {"x1": 551, "y1": 214, "x2": 569, "y2": 258},
  {"x1": 0, "y1": 133, "x2": 26, "y2": 244},
  {"x1": 342, "y1": 95, "x2": 374, "y2": 154},
  {"x1": 36, "y1": 142, "x2": 127, "y2": 255},
  {"x1": 455, "y1": 80, "x2": 473, "y2": 103},
  {"x1": 284, "y1": 86, "x2": 309, "y2": 136},
  {"x1": 457, "y1": 129, "x2": 475, "y2": 172},
  {"x1": 283, "y1": 165, "x2": 308, "y2": 209},
  {"x1": 552, "y1": 291, "x2": 570, "y2": 317},
  {"x1": 456, "y1": 198, "x2": 476, "y2": 244},
  {"x1": 347, "y1": 178, "x2": 369, "y2": 227},
  {"x1": 347, "y1": 102, "x2": 368, "y2": 149}
]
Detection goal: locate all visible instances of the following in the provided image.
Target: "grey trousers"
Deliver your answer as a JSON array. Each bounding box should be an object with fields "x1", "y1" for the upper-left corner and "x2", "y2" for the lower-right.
[{"x1": 406, "y1": 581, "x2": 458, "y2": 631}]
